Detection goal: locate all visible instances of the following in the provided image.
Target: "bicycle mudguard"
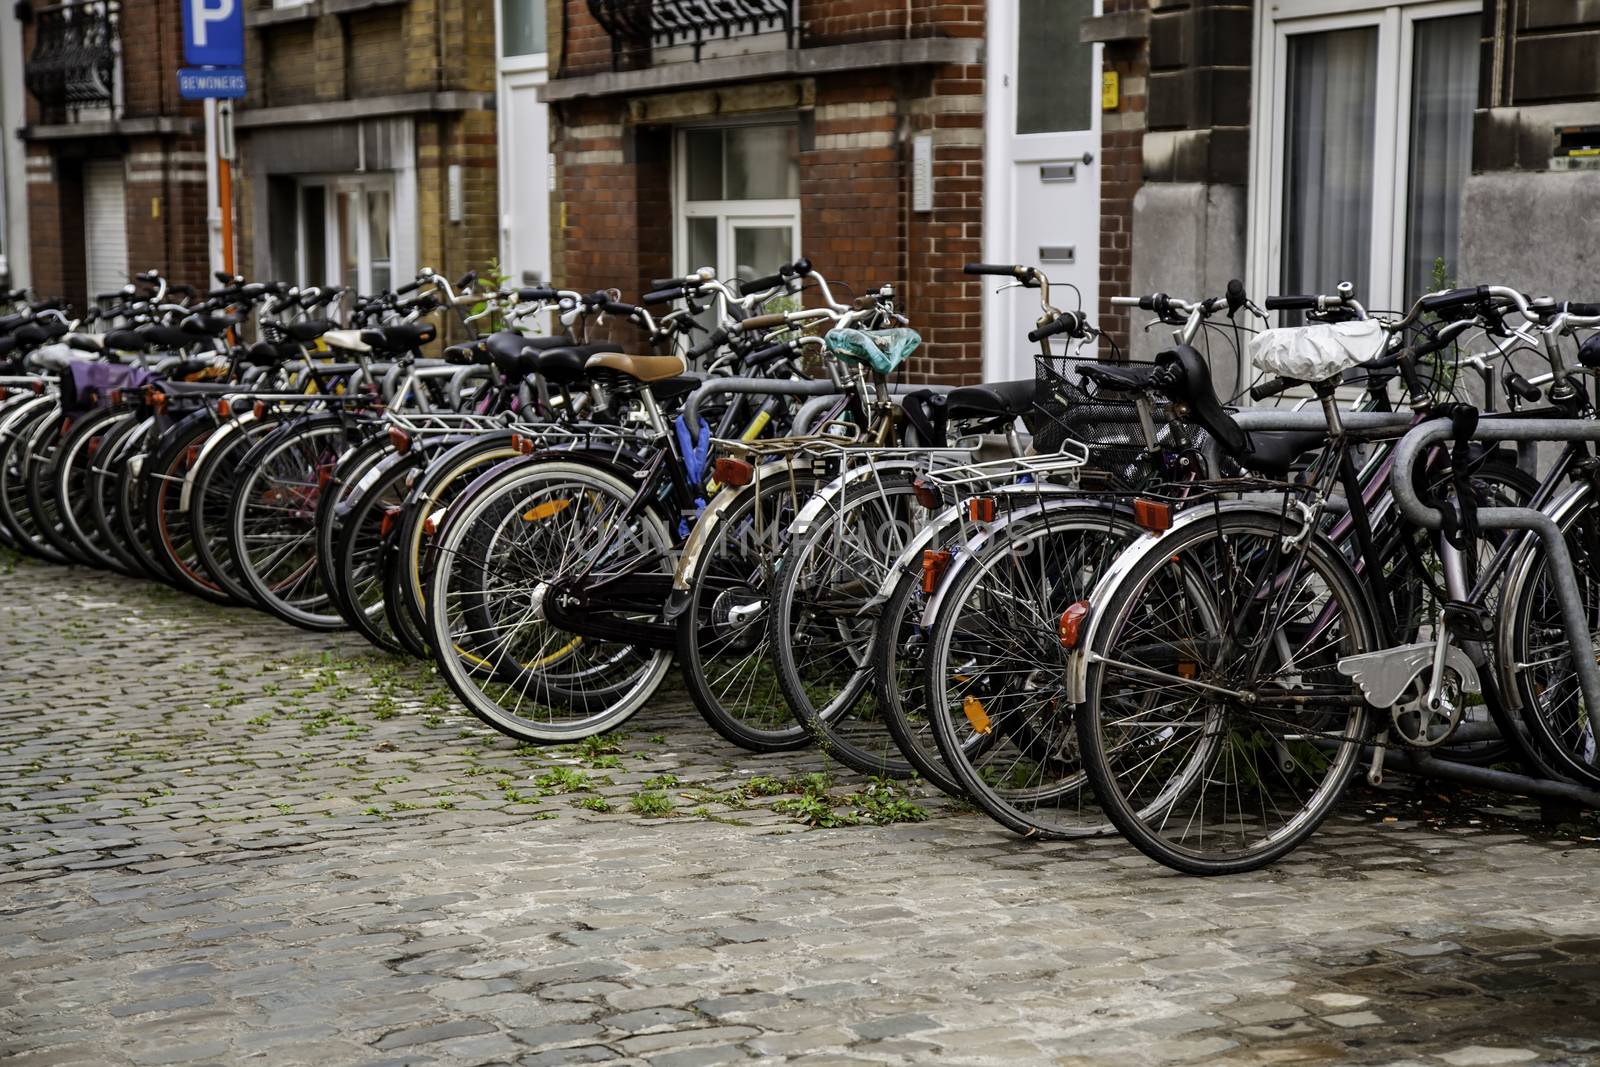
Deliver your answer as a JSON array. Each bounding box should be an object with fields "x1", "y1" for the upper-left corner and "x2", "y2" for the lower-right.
[
  {"x1": 670, "y1": 455, "x2": 811, "y2": 593},
  {"x1": 177, "y1": 410, "x2": 262, "y2": 512}
]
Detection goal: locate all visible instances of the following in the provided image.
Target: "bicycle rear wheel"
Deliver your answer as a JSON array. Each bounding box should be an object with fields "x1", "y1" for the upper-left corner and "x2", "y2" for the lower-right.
[{"x1": 1077, "y1": 509, "x2": 1375, "y2": 875}]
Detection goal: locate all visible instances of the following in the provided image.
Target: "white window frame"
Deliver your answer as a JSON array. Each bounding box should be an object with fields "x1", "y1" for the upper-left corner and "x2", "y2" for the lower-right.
[
  {"x1": 1246, "y1": 0, "x2": 1480, "y2": 313},
  {"x1": 672, "y1": 122, "x2": 802, "y2": 282},
  {"x1": 496, "y1": 0, "x2": 550, "y2": 284},
  {"x1": 295, "y1": 173, "x2": 398, "y2": 295}
]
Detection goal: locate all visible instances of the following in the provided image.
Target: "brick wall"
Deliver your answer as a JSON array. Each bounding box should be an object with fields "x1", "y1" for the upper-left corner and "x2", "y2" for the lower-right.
[
  {"x1": 1096, "y1": 0, "x2": 1150, "y2": 355},
  {"x1": 18, "y1": 0, "x2": 210, "y2": 306},
  {"x1": 550, "y1": 0, "x2": 987, "y2": 381}
]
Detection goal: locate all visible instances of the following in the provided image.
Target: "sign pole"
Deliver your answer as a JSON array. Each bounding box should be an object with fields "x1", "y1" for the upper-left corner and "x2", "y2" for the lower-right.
[{"x1": 218, "y1": 102, "x2": 234, "y2": 276}]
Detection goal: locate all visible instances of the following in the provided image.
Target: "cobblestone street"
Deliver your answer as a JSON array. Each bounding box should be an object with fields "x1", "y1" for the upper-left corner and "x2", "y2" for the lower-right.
[{"x1": 6, "y1": 555, "x2": 1600, "y2": 1066}]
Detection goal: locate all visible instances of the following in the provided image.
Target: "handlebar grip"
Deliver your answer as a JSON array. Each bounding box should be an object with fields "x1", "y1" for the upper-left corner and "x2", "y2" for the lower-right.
[
  {"x1": 788, "y1": 257, "x2": 813, "y2": 277},
  {"x1": 1027, "y1": 311, "x2": 1086, "y2": 343},
  {"x1": 1565, "y1": 301, "x2": 1600, "y2": 317},
  {"x1": 964, "y1": 263, "x2": 1026, "y2": 277},
  {"x1": 650, "y1": 276, "x2": 685, "y2": 289},
  {"x1": 1419, "y1": 286, "x2": 1488, "y2": 313},
  {"x1": 1226, "y1": 278, "x2": 1247, "y2": 315},
  {"x1": 1505, "y1": 372, "x2": 1542, "y2": 402},
  {"x1": 517, "y1": 286, "x2": 557, "y2": 302},
  {"x1": 739, "y1": 313, "x2": 788, "y2": 330},
  {"x1": 455, "y1": 271, "x2": 477, "y2": 291},
  {"x1": 741, "y1": 272, "x2": 786, "y2": 293},
  {"x1": 169, "y1": 284, "x2": 195, "y2": 296},
  {"x1": 642, "y1": 286, "x2": 685, "y2": 306},
  {"x1": 602, "y1": 301, "x2": 640, "y2": 318},
  {"x1": 1264, "y1": 295, "x2": 1318, "y2": 311},
  {"x1": 688, "y1": 328, "x2": 728, "y2": 360},
  {"x1": 397, "y1": 278, "x2": 424, "y2": 296},
  {"x1": 1249, "y1": 376, "x2": 1296, "y2": 402}
]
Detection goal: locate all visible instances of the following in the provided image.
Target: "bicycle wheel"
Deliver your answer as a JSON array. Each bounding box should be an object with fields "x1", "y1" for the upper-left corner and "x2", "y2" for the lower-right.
[
  {"x1": 23, "y1": 407, "x2": 90, "y2": 565},
  {"x1": 769, "y1": 468, "x2": 927, "y2": 774},
  {"x1": 427, "y1": 458, "x2": 674, "y2": 742},
  {"x1": 114, "y1": 417, "x2": 169, "y2": 580},
  {"x1": 142, "y1": 410, "x2": 233, "y2": 602},
  {"x1": 1504, "y1": 481, "x2": 1600, "y2": 787},
  {"x1": 1, "y1": 401, "x2": 71, "y2": 565},
  {"x1": 227, "y1": 417, "x2": 348, "y2": 629},
  {"x1": 314, "y1": 422, "x2": 394, "y2": 626},
  {"x1": 332, "y1": 453, "x2": 422, "y2": 654},
  {"x1": 80, "y1": 410, "x2": 149, "y2": 576},
  {"x1": 188, "y1": 413, "x2": 291, "y2": 605},
  {"x1": 1077, "y1": 508, "x2": 1375, "y2": 875},
  {"x1": 924, "y1": 506, "x2": 1138, "y2": 836},
  {"x1": 675, "y1": 465, "x2": 818, "y2": 752}
]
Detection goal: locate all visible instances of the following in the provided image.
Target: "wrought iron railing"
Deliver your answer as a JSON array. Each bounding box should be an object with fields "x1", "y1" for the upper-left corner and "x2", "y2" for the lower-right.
[
  {"x1": 588, "y1": 0, "x2": 796, "y2": 68},
  {"x1": 24, "y1": 0, "x2": 121, "y2": 123}
]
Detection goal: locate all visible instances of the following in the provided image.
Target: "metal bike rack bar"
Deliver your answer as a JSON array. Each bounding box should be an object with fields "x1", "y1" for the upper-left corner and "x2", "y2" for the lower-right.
[
  {"x1": 1391, "y1": 416, "x2": 1600, "y2": 742},
  {"x1": 682, "y1": 379, "x2": 953, "y2": 437},
  {"x1": 791, "y1": 384, "x2": 955, "y2": 437}
]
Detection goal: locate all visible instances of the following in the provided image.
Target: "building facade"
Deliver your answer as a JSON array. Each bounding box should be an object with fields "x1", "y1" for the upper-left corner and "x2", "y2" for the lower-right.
[
  {"x1": 1, "y1": 10, "x2": 30, "y2": 287},
  {"x1": 13, "y1": 0, "x2": 212, "y2": 308}
]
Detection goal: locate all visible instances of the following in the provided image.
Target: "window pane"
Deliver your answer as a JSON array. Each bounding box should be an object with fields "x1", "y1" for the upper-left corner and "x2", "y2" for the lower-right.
[
  {"x1": 1404, "y1": 15, "x2": 1478, "y2": 303},
  {"x1": 501, "y1": 0, "x2": 546, "y2": 57},
  {"x1": 685, "y1": 129, "x2": 723, "y2": 201},
  {"x1": 1016, "y1": 0, "x2": 1094, "y2": 134},
  {"x1": 268, "y1": 177, "x2": 299, "y2": 285},
  {"x1": 732, "y1": 225, "x2": 793, "y2": 287},
  {"x1": 1281, "y1": 27, "x2": 1378, "y2": 301},
  {"x1": 301, "y1": 186, "x2": 327, "y2": 287},
  {"x1": 686, "y1": 216, "x2": 717, "y2": 274},
  {"x1": 367, "y1": 188, "x2": 393, "y2": 294},
  {"x1": 725, "y1": 126, "x2": 798, "y2": 200}
]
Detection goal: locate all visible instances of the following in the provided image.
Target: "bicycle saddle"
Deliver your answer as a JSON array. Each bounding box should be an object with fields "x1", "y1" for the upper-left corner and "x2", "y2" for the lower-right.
[
  {"x1": 1153, "y1": 345, "x2": 1247, "y2": 455},
  {"x1": 359, "y1": 323, "x2": 437, "y2": 352},
  {"x1": 138, "y1": 323, "x2": 192, "y2": 350},
  {"x1": 1077, "y1": 363, "x2": 1157, "y2": 392},
  {"x1": 540, "y1": 342, "x2": 622, "y2": 386},
  {"x1": 283, "y1": 319, "x2": 335, "y2": 343},
  {"x1": 586, "y1": 352, "x2": 684, "y2": 384},
  {"x1": 0, "y1": 313, "x2": 27, "y2": 333},
  {"x1": 245, "y1": 340, "x2": 288, "y2": 367},
  {"x1": 105, "y1": 329, "x2": 148, "y2": 352},
  {"x1": 652, "y1": 373, "x2": 706, "y2": 403},
  {"x1": 182, "y1": 312, "x2": 240, "y2": 338},
  {"x1": 947, "y1": 378, "x2": 1037, "y2": 420}
]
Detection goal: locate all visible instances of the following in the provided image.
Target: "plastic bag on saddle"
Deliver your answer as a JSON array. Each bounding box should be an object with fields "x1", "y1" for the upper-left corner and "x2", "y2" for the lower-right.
[
  {"x1": 824, "y1": 327, "x2": 922, "y2": 374},
  {"x1": 1248, "y1": 319, "x2": 1385, "y2": 385}
]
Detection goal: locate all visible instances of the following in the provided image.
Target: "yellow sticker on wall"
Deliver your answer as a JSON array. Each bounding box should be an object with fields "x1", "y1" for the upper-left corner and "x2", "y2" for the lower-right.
[{"x1": 1102, "y1": 71, "x2": 1120, "y2": 111}]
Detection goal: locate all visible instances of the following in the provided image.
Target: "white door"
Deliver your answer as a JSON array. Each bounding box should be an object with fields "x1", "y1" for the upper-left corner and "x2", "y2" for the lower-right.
[
  {"x1": 984, "y1": 0, "x2": 1102, "y2": 381},
  {"x1": 83, "y1": 160, "x2": 129, "y2": 302},
  {"x1": 500, "y1": 65, "x2": 550, "y2": 285}
]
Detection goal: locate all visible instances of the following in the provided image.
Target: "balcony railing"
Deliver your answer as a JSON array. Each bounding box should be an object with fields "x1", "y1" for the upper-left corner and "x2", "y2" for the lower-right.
[
  {"x1": 24, "y1": 0, "x2": 121, "y2": 123},
  {"x1": 588, "y1": 0, "x2": 796, "y2": 68}
]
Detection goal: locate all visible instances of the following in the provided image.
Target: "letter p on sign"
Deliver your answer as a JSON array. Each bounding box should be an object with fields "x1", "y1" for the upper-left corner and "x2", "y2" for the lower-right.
[{"x1": 182, "y1": 0, "x2": 243, "y2": 66}]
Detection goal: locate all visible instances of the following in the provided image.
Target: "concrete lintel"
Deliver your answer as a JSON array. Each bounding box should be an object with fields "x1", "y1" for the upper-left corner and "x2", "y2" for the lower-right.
[
  {"x1": 540, "y1": 36, "x2": 982, "y2": 102},
  {"x1": 246, "y1": 0, "x2": 407, "y2": 28},
  {"x1": 1080, "y1": 11, "x2": 1149, "y2": 43},
  {"x1": 233, "y1": 91, "x2": 495, "y2": 129},
  {"x1": 20, "y1": 116, "x2": 201, "y2": 142}
]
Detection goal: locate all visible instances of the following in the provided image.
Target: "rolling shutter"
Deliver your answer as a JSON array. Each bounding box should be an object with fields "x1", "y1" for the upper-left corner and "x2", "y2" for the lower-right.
[{"x1": 83, "y1": 160, "x2": 129, "y2": 302}]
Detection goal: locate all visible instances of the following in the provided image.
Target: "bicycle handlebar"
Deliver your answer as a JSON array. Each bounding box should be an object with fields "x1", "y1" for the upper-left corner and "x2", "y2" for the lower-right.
[{"x1": 1028, "y1": 310, "x2": 1088, "y2": 343}]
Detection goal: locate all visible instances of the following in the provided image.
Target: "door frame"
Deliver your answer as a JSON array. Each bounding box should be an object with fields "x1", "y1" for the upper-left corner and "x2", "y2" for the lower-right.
[
  {"x1": 1245, "y1": 0, "x2": 1480, "y2": 313},
  {"x1": 496, "y1": 41, "x2": 550, "y2": 285},
  {"x1": 981, "y1": 0, "x2": 1103, "y2": 382}
]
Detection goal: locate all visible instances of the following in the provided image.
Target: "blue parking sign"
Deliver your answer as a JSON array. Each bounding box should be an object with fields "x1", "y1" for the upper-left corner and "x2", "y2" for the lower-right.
[
  {"x1": 178, "y1": 67, "x2": 246, "y2": 99},
  {"x1": 182, "y1": 0, "x2": 243, "y2": 67}
]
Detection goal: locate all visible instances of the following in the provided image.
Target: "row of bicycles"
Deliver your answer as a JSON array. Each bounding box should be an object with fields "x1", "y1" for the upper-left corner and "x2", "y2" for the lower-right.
[{"x1": 6, "y1": 256, "x2": 1600, "y2": 876}]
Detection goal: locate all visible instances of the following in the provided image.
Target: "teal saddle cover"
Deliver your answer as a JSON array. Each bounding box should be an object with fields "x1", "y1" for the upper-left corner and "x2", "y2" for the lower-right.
[{"x1": 824, "y1": 327, "x2": 922, "y2": 374}]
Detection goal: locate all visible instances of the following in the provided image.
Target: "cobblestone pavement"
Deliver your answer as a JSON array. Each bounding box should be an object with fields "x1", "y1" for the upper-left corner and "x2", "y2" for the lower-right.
[{"x1": 6, "y1": 555, "x2": 1600, "y2": 1067}]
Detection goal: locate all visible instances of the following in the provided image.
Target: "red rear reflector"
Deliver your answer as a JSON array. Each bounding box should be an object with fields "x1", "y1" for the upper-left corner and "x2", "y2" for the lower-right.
[
  {"x1": 921, "y1": 549, "x2": 951, "y2": 594},
  {"x1": 216, "y1": 398, "x2": 232, "y2": 419},
  {"x1": 388, "y1": 425, "x2": 412, "y2": 455},
  {"x1": 1058, "y1": 600, "x2": 1090, "y2": 649},
  {"x1": 109, "y1": 389, "x2": 121, "y2": 405},
  {"x1": 913, "y1": 479, "x2": 938, "y2": 509},
  {"x1": 253, "y1": 400, "x2": 267, "y2": 419},
  {"x1": 712, "y1": 456, "x2": 754, "y2": 487},
  {"x1": 512, "y1": 434, "x2": 534, "y2": 454},
  {"x1": 87, "y1": 437, "x2": 100, "y2": 458},
  {"x1": 185, "y1": 443, "x2": 201, "y2": 466},
  {"x1": 379, "y1": 505, "x2": 403, "y2": 537},
  {"x1": 968, "y1": 497, "x2": 996, "y2": 523},
  {"x1": 1133, "y1": 498, "x2": 1171, "y2": 532}
]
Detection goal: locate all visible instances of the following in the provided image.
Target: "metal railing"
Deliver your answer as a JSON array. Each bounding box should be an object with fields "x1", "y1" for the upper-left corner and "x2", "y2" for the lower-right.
[
  {"x1": 24, "y1": 0, "x2": 121, "y2": 123},
  {"x1": 587, "y1": 0, "x2": 796, "y2": 68}
]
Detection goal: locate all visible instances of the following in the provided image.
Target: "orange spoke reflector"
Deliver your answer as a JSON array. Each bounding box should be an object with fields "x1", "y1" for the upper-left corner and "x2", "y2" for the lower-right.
[
  {"x1": 388, "y1": 426, "x2": 412, "y2": 455},
  {"x1": 1058, "y1": 599, "x2": 1090, "y2": 649},
  {"x1": 1178, "y1": 661, "x2": 1197, "y2": 679},
  {"x1": 522, "y1": 498, "x2": 571, "y2": 523},
  {"x1": 913, "y1": 479, "x2": 939, "y2": 509},
  {"x1": 217, "y1": 398, "x2": 231, "y2": 419},
  {"x1": 921, "y1": 549, "x2": 951, "y2": 594},
  {"x1": 1133, "y1": 498, "x2": 1171, "y2": 532},
  {"x1": 962, "y1": 695, "x2": 992, "y2": 735},
  {"x1": 968, "y1": 496, "x2": 996, "y2": 523},
  {"x1": 712, "y1": 456, "x2": 754, "y2": 487}
]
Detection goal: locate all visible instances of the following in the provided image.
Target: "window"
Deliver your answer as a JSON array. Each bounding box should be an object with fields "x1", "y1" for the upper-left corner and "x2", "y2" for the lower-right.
[
  {"x1": 267, "y1": 174, "x2": 397, "y2": 295},
  {"x1": 500, "y1": 0, "x2": 547, "y2": 57},
  {"x1": 675, "y1": 123, "x2": 801, "y2": 287},
  {"x1": 1252, "y1": 1, "x2": 1480, "y2": 312}
]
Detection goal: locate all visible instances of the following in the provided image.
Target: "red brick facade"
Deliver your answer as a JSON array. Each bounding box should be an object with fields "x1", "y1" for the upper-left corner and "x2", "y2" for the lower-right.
[{"x1": 17, "y1": 0, "x2": 210, "y2": 309}]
